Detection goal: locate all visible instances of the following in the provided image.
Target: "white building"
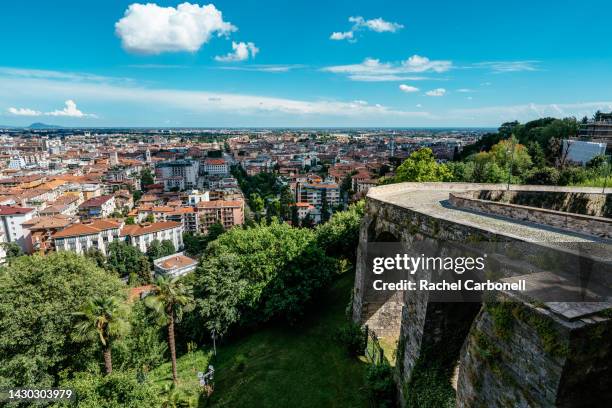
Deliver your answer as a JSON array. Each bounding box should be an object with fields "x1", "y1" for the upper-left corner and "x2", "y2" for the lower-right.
[
  {"x1": 203, "y1": 158, "x2": 229, "y2": 175},
  {"x1": 156, "y1": 159, "x2": 199, "y2": 191},
  {"x1": 153, "y1": 252, "x2": 198, "y2": 278},
  {"x1": 0, "y1": 206, "x2": 35, "y2": 253},
  {"x1": 121, "y1": 221, "x2": 183, "y2": 253},
  {"x1": 53, "y1": 219, "x2": 122, "y2": 255},
  {"x1": 187, "y1": 190, "x2": 210, "y2": 205}
]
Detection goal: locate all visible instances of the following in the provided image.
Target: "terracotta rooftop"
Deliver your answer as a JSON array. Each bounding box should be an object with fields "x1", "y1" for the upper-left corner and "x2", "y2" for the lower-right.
[
  {"x1": 53, "y1": 219, "x2": 121, "y2": 239},
  {"x1": 0, "y1": 206, "x2": 34, "y2": 216},
  {"x1": 79, "y1": 195, "x2": 114, "y2": 208},
  {"x1": 120, "y1": 221, "x2": 181, "y2": 237},
  {"x1": 155, "y1": 253, "x2": 197, "y2": 271}
]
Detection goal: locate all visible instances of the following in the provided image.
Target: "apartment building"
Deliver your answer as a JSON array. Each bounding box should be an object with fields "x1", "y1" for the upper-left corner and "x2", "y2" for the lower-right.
[
  {"x1": 202, "y1": 158, "x2": 229, "y2": 175},
  {"x1": 78, "y1": 195, "x2": 116, "y2": 219},
  {"x1": 196, "y1": 200, "x2": 244, "y2": 232},
  {"x1": 53, "y1": 219, "x2": 122, "y2": 255},
  {"x1": 156, "y1": 159, "x2": 199, "y2": 191},
  {"x1": 296, "y1": 182, "x2": 341, "y2": 209},
  {"x1": 121, "y1": 221, "x2": 183, "y2": 253},
  {"x1": 0, "y1": 206, "x2": 35, "y2": 253}
]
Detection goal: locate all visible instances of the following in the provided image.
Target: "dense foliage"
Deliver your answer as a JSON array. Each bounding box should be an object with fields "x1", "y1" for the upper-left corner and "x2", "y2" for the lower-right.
[
  {"x1": 192, "y1": 221, "x2": 337, "y2": 336},
  {"x1": 0, "y1": 252, "x2": 125, "y2": 388},
  {"x1": 57, "y1": 370, "x2": 160, "y2": 408},
  {"x1": 315, "y1": 201, "x2": 364, "y2": 262},
  {"x1": 394, "y1": 148, "x2": 453, "y2": 183},
  {"x1": 106, "y1": 241, "x2": 151, "y2": 283}
]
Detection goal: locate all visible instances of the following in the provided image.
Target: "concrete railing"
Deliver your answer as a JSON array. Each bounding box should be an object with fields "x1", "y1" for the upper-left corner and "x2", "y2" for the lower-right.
[{"x1": 449, "y1": 192, "x2": 612, "y2": 239}]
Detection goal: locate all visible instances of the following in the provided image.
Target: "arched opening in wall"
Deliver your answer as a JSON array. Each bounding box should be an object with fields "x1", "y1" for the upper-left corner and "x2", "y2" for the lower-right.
[{"x1": 360, "y1": 228, "x2": 404, "y2": 366}]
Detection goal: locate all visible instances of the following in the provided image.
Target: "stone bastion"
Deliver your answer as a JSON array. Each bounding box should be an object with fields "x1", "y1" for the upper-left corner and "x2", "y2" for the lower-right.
[{"x1": 352, "y1": 182, "x2": 611, "y2": 407}]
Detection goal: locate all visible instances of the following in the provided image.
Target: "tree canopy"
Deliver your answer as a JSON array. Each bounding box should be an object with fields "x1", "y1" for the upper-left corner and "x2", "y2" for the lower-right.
[
  {"x1": 394, "y1": 148, "x2": 453, "y2": 183},
  {"x1": 0, "y1": 252, "x2": 125, "y2": 388}
]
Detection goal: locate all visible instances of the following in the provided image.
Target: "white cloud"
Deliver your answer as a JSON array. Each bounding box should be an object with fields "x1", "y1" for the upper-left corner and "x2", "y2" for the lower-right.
[
  {"x1": 348, "y1": 74, "x2": 428, "y2": 82},
  {"x1": 416, "y1": 104, "x2": 422, "y2": 108},
  {"x1": 215, "y1": 41, "x2": 259, "y2": 62},
  {"x1": 475, "y1": 61, "x2": 540, "y2": 73},
  {"x1": 456, "y1": 88, "x2": 475, "y2": 93},
  {"x1": 330, "y1": 16, "x2": 403, "y2": 42},
  {"x1": 330, "y1": 31, "x2": 353, "y2": 41},
  {"x1": 218, "y1": 64, "x2": 304, "y2": 72},
  {"x1": 7, "y1": 107, "x2": 41, "y2": 116},
  {"x1": 349, "y1": 16, "x2": 403, "y2": 33},
  {"x1": 401, "y1": 55, "x2": 451, "y2": 73},
  {"x1": 7, "y1": 100, "x2": 95, "y2": 118},
  {"x1": 467, "y1": 96, "x2": 473, "y2": 100},
  {"x1": 0, "y1": 72, "x2": 429, "y2": 120},
  {"x1": 399, "y1": 84, "x2": 419, "y2": 93},
  {"x1": 46, "y1": 100, "x2": 93, "y2": 117},
  {"x1": 115, "y1": 2, "x2": 236, "y2": 54},
  {"x1": 323, "y1": 56, "x2": 451, "y2": 81},
  {"x1": 425, "y1": 88, "x2": 446, "y2": 97}
]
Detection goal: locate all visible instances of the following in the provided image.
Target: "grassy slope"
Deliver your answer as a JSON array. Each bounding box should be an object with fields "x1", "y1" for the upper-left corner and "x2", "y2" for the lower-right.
[{"x1": 150, "y1": 273, "x2": 368, "y2": 408}]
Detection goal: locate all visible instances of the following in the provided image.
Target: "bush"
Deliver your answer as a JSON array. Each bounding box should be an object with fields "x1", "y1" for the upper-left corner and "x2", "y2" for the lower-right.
[
  {"x1": 334, "y1": 322, "x2": 366, "y2": 356},
  {"x1": 558, "y1": 166, "x2": 590, "y2": 185},
  {"x1": 57, "y1": 370, "x2": 160, "y2": 408},
  {"x1": 365, "y1": 363, "x2": 396, "y2": 408},
  {"x1": 315, "y1": 201, "x2": 364, "y2": 263},
  {"x1": 525, "y1": 167, "x2": 560, "y2": 185}
]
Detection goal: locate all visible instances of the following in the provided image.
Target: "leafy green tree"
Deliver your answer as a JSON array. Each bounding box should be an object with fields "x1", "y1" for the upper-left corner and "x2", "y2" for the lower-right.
[
  {"x1": 58, "y1": 370, "x2": 160, "y2": 408},
  {"x1": 0, "y1": 252, "x2": 124, "y2": 388},
  {"x1": 279, "y1": 186, "x2": 296, "y2": 220},
  {"x1": 125, "y1": 216, "x2": 136, "y2": 225},
  {"x1": 525, "y1": 167, "x2": 560, "y2": 185},
  {"x1": 113, "y1": 300, "x2": 167, "y2": 372},
  {"x1": 182, "y1": 232, "x2": 208, "y2": 257},
  {"x1": 207, "y1": 222, "x2": 225, "y2": 242},
  {"x1": 394, "y1": 148, "x2": 453, "y2": 183},
  {"x1": 144, "y1": 276, "x2": 194, "y2": 385},
  {"x1": 107, "y1": 241, "x2": 151, "y2": 282},
  {"x1": 1, "y1": 242, "x2": 24, "y2": 262},
  {"x1": 84, "y1": 247, "x2": 107, "y2": 269},
  {"x1": 489, "y1": 136, "x2": 532, "y2": 178},
  {"x1": 250, "y1": 193, "x2": 265, "y2": 219},
  {"x1": 144, "y1": 239, "x2": 176, "y2": 266},
  {"x1": 140, "y1": 168, "x2": 155, "y2": 187},
  {"x1": 194, "y1": 222, "x2": 335, "y2": 336},
  {"x1": 315, "y1": 201, "x2": 364, "y2": 263},
  {"x1": 144, "y1": 214, "x2": 155, "y2": 223},
  {"x1": 72, "y1": 296, "x2": 130, "y2": 374}
]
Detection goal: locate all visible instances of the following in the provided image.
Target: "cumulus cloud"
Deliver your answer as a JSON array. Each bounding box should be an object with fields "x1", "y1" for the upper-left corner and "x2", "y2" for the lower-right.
[
  {"x1": 330, "y1": 31, "x2": 353, "y2": 41},
  {"x1": 399, "y1": 84, "x2": 419, "y2": 93},
  {"x1": 322, "y1": 55, "x2": 451, "y2": 81},
  {"x1": 7, "y1": 100, "x2": 95, "y2": 118},
  {"x1": 215, "y1": 41, "x2": 259, "y2": 62},
  {"x1": 7, "y1": 107, "x2": 42, "y2": 116},
  {"x1": 349, "y1": 16, "x2": 403, "y2": 33},
  {"x1": 425, "y1": 88, "x2": 446, "y2": 97},
  {"x1": 330, "y1": 16, "x2": 403, "y2": 42},
  {"x1": 115, "y1": 2, "x2": 236, "y2": 54}
]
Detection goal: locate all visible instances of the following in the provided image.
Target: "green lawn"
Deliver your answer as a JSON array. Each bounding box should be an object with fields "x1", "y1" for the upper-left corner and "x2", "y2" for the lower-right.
[{"x1": 149, "y1": 273, "x2": 368, "y2": 408}]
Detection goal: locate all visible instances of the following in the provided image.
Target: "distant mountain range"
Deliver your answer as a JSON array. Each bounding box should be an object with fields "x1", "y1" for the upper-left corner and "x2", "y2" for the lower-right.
[
  {"x1": 0, "y1": 123, "x2": 64, "y2": 129},
  {"x1": 27, "y1": 122, "x2": 63, "y2": 129}
]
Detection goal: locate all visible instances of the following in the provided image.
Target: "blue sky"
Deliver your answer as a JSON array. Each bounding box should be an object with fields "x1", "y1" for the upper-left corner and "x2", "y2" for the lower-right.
[{"x1": 1, "y1": 0, "x2": 612, "y2": 127}]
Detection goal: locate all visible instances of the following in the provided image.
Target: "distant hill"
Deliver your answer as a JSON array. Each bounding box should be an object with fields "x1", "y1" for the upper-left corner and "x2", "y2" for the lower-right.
[{"x1": 28, "y1": 122, "x2": 62, "y2": 129}]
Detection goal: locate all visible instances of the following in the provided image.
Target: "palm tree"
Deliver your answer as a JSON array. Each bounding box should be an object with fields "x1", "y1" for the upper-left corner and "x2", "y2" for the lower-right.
[
  {"x1": 145, "y1": 275, "x2": 194, "y2": 385},
  {"x1": 72, "y1": 296, "x2": 130, "y2": 374}
]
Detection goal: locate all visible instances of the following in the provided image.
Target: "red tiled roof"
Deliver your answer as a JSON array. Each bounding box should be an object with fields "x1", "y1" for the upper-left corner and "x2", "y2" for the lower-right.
[
  {"x1": 79, "y1": 195, "x2": 114, "y2": 208},
  {"x1": 0, "y1": 206, "x2": 34, "y2": 216},
  {"x1": 120, "y1": 221, "x2": 181, "y2": 237},
  {"x1": 53, "y1": 219, "x2": 121, "y2": 239}
]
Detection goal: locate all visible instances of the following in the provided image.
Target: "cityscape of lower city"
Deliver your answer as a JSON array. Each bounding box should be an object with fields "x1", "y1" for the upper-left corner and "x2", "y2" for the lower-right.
[{"x1": 1, "y1": 1, "x2": 611, "y2": 407}]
